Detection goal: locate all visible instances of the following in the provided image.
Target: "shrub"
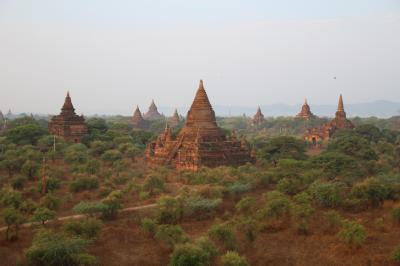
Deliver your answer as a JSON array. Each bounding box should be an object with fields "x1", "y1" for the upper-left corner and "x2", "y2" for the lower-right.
[
  {"x1": 227, "y1": 183, "x2": 251, "y2": 196},
  {"x1": 236, "y1": 218, "x2": 258, "y2": 243},
  {"x1": 64, "y1": 218, "x2": 103, "y2": 239},
  {"x1": 235, "y1": 196, "x2": 256, "y2": 215},
  {"x1": 101, "y1": 149, "x2": 122, "y2": 162},
  {"x1": 70, "y1": 177, "x2": 99, "y2": 192},
  {"x1": 277, "y1": 177, "x2": 302, "y2": 195},
  {"x1": 393, "y1": 246, "x2": 400, "y2": 263},
  {"x1": 337, "y1": 220, "x2": 366, "y2": 248},
  {"x1": 323, "y1": 210, "x2": 343, "y2": 233},
  {"x1": 38, "y1": 177, "x2": 61, "y2": 193},
  {"x1": 25, "y1": 229, "x2": 97, "y2": 266},
  {"x1": 392, "y1": 206, "x2": 400, "y2": 224},
  {"x1": 170, "y1": 243, "x2": 211, "y2": 266},
  {"x1": 31, "y1": 207, "x2": 56, "y2": 225},
  {"x1": 73, "y1": 201, "x2": 107, "y2": 217},
  {"x1": 221, "y1": 251, "x2": 249, "y2": 266},
  {"x1": 141, "y1": 218, "x2": 158, "y2": 235},
  {"x1": 350, "y1": 177, "x2": 389, "y2": 208},
  {"x1": 183, "y1": 196, "x2": 221, "y2": 218},
  {"x1": 208, "y1": 223, "x2": 236, "y2": 250},
  {"x1": 40, "y1": 193, "x2": 61, "y2": 211},
  {"x1": 100, "y1": 190, "x2": 123, "y2": 220},
  {"x1": 259, "y1": 191, "x2": 292, "y2": 221},
  {"x1": 143, "y1": 175, "x2": 165, "y2": 194},
  {"x1": 11, "y1": 176, "x2": 27, "y2": 190},
  {"x1": 309, "y1": 181, "x2": 343, "y2": 207},
  {"x1": 195, "y1": 237, "x2": 218, "y2": 260},
  {"x1": 157, "y1": 196, "x2": 183, "y2": 224},
  {"x1": 21, "y1": 160, "x2": 40, "y2": 180},
  {"x1": 155, "y1": 224, "x2": 186, "y2": 247}
]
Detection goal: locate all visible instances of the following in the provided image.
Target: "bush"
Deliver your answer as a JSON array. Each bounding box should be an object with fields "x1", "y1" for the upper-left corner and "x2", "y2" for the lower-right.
[
  {"x1": 101, "y1": 149, "x2": 123, "y2": 162},
  {"x1": 208, "y1": 223, "x2": 236, "y2": 250},
  {"x1": 392, "y1": 206, "x2": 400, "y2": 224},
  {"x1": 40, "y1": 193, "x2": 61, "y2": 210},
  {"x1": 64, "y1": 218, "x2": 103, "y2": 239},
  {"x1": 221, "y1": 251, "x2": 249, "y2": 266},
  {"x1": 155, "y1": 224, "x2": 186, "y2": 247},
  {"x1": 170, "y1": 242, "x2": 214, "y2": 266},
  {"x1": 73, "y1": 201, "x2": 107, "y2": 217},
  {"x1": 277, "y1": 177, "x2": 302, "y2": 195},
  {"x1": 393, "y1": 246, "x2": 400, "y2": 263},
  {"x1": 337, "y1": 220, "x2": 366, "y2": 248},
  {"x1": 11, "y1": 175, "x2": 27, "y2": 190},
  {"x1": 309, "y1": 181, "x2": 343, "y2": 207},
  {"x1": 259, "y1": 191, "x2": 292, "y2": 221},
  {"x1": 157, "y1": 196, "x2": 183, "y2": 224},
  {"x1": 31, "y1": 207, "x2": 56, "y2": 225},
  {"x1": 323, "y1": 210, "x2": 343, "y2": 233},
  {"x1": 143, "y1": 175, "x2": 165, "y2": 194},
  {"x1": 235, "y1": 196, "x2": 256, "y2": 215},
  {"x1": 25, "y1": 229, "x2": 97, "y2": 266},
  {"x1": 227, "y1": 183, "x2": 251, "y2": 196},
  {"x1": 141, "y1": 218, "x2": 158, "y2": 235},
  {"x1": 350, "y1": 177, "x2": 389, "y2": 208},
  {"x1": 183, "y1": 196, "x2": 221, "y2": 218},
  {"x1": 70, "y1": 177, "x2": 99, "y2": 192},
  {"x1": 38, "y1": 177, "x2": 61, "y2": 193}
]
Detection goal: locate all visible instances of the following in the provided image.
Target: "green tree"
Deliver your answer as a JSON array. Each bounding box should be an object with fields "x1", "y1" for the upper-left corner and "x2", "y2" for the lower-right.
[
  {"x1": 337, "y1": 220, "x2": 366, "y2": 248},
  {"x1": 2, "y1": 207, "x2": 24, "y2": 240},
  {"x1": 155, "y1": 224, "x2": 186, "y2": 247},
  {"x1": 32, "y1": 207, "x2": 56, "y2": 225},
  {"x1": 258, "y1": 136, "x2": 306, "y2": 164},
  {"x1": 25, "y1": 229, "x2": 97, "y2": 266},
  {"x1": 220, "y1": 251, "x2": 249, "y2": 266},
  {"x1": 208, "y1": 223, "x2": 236, "y2": 250},
  {"x1": 5, "y1": 124, "x2": 48, "y2": 145}
]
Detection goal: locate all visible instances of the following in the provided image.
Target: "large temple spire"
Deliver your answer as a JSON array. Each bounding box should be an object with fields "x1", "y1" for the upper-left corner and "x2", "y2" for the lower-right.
[
  {"x1": 337, "y1": 94, "x2": 344, "y2": 112},
  {"x1": 61, "y1": 91, "x2": 76, "y2": 115}
]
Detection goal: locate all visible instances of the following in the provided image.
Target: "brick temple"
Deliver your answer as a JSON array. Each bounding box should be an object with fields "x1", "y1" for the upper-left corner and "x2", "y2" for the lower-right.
[
  {"x1": 252, "y1": 106, "x2": 265, "y2": 126},
  {"x1": 49, "y1": 92, "x2": 88, "y2": 142},
  {"x1": 296, "y1": 99, "x2": 316, "y2": 120},
  {"x1": 144, "y1": 100, "x2": 164, "y2": 120},
  {"x1": 304, "y1": 95, "x2": 354, "y2": 145},
  {"x1": 169, "y1": 108, "x2": 181, "y2": 127},
  {"x1": 146, "y1": 80, "x2": 255, "y2": 171},
  {"x1": 131, "y1": 105, "x2": 147, "y2": 128}
]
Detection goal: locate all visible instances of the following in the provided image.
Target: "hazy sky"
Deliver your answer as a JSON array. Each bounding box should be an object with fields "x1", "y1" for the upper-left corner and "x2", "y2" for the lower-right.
[{"x1": 0, "y1": 0, "x2": 399, "y2": 115}]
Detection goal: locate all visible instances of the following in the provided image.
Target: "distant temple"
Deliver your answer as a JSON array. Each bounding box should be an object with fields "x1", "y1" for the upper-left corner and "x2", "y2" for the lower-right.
[
  {"x1": 296, "y1": 99, "x2": 316, "y2": 120},
  {"x1": 169, "y1": 109, "x2": 181, "y2": 127},
  {"x1": 144, "y1": 100, "x2": 164, "y2": 120},
  {"x1": 49, "y1": 92, "x2": 88, "y2": 143},
  {"x1": 131, "y1": 106, "x2": 147, "y2": 128},
  {"x1": 146, "y1": 80, "x2": 255, "y2": 171},
  {"x1": 304, "y1": 95, "x2": 354, "y2": 145},
  {"x1": 252, "y1": 106, "x2": 265, "y2": 126}
]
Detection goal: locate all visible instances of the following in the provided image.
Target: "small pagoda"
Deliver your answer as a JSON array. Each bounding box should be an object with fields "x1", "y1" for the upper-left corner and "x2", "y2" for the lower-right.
[
  {"x1": 169, "y1": 109, "x2": 181, "y2": 127},
  {"x1": 296, "y1": 99, "x2": 316, "y2": 120},
  {"x1": 49, "y1": 92, "x2": 88, "y2": 143},
  {"x1": 146, "y1": 80, "x2": 255, "y2": 171},
  {"x1": 131, "y1": 106, "x2": 147, "y2": 128},
  {"x1": 252, "y1": 106, "x2": 265, "y2": 126},
  {"x1": 304, "y1": 95, "x2": 354, "y2": 145},
  {"x1": 144, "y1": 100, "x2": 164, "y2": 120}
]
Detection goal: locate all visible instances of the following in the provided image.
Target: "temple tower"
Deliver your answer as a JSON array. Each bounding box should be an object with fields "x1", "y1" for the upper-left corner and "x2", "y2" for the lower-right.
[
  {"x1": 49, "y1": 92, "x2": 88, "y2": 142},
  {"x1": 296, "y1": 99, "x2": 316, "y2": 120},
  {"x1": 146, "y1": 80, "x2": 255, "y2": 171},
  {"x1": 169, "y1": 108, "x2": 181, "y2": 127},
  {"x1": 132, "y1": 106, "x2": 146, "y2": 128},
  {"x1": 252, "y1": 106, "x2": 265, "y2": 126},
  {"x1": 144, "y1": 100, "x2": 164, "y2": 120}
]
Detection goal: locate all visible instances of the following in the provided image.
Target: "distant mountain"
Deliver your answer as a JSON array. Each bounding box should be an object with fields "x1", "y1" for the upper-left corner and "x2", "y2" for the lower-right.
[{"x1": 157, "y1": 100, "x2": 400, "y2": 118}]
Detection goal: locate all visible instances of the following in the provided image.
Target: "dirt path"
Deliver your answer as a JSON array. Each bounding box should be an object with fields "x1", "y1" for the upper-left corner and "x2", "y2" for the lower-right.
[{"x1": 0, "y1": 203, "x2": 158, "y2": 232}]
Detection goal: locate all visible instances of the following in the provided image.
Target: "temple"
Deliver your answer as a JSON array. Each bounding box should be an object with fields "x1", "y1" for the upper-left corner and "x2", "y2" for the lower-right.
[
  {"x1": 296, "y1": 99, "x2": 316, "y2": 120},
  {"x1": 144, "y1": 100, "x2": 164, "y2": 120},
  {"x1": 131, "y1": 106, "x2": 147, "y2": 128},
  {"x1": 48, "y1": 92, "x2": 88, "y2": 142},
  {"x1": 146, "y1": 80, "x2": 255, "y2": 171},
  {"x1": 169, "y1": 108, "x2": 181, "y2": 127},
  {"x1": 252, "y1": 106, "x2": 265, "y2": 126},
  {"x1": 304, "y1": 95, "x2": 354, "y2": 145}
]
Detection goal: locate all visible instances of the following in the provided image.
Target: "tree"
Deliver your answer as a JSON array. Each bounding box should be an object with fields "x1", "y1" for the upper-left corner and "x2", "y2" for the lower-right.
[
  {"x1": 25, "y1": 229, "x2": 97, "y2": 266},
  {"x1": 21, "y1": 160, "x2": 40, "y2": 180},
  {"x1": 308, "y1": 181, "x2": 343, "y2": 208},
  {"x1": 259, "y1": 191, "x2": 292, "y2": 221},
  {"x1": 354, "y1": 124, "x2": 383, "y2": 143},
  {"x1": 328, "y1": 134, "x2": 378, "y2": 161},
  {"x1": 101, "y1": 149, "x2": 123, "y2": 163},
  {"x1": 235, "y1": 196, "x2": 256, "y2": 216},
  {"x1": 220, "y1": 251, "x2": 249, "y2": 266},
  {"x1": 2, "y1": 207, "x2": 24, "y2": 240},
  {"x1": 337, "y1": 220, "x2": 366, "y2": 248},
  {"x1": 170, "y1": 241, "x2": 216, "y2": 266},
  {"x1": 64, "y1": 144, "x2": 89, "y2": 164},
  {"x1": 5, "y1": 124, "x2": 48, "y2": 145},
  {"x1": 64, "y1": 218, "x2": 103, "y2": 239},
  {"x1": 32, "y1": 207, "x2": 56, "y2": 225},
  {"x1": 208, "y1": 223, "x2": 236, "y2": 250},
  {"x1": 351, "y1": 177, "x2": 389, "y2": 208},
  {"x1": 258, "y1": 136, "x2": 307, "y2": 164},
  {"x1": 155, "y1": 224, "x2": 186, "y2": 247}
]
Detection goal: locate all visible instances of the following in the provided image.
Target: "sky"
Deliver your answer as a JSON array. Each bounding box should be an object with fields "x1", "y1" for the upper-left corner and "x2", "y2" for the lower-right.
[{"x1": 0, "y1": 0, "x2": 399, "y2": 115}]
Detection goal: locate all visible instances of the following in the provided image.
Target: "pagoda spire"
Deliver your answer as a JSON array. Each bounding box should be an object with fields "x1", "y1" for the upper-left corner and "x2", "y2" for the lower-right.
[
  {"x1": 337, "y1": 94, "x2": 344, "y2": 112},
  {"x1": 186, "y1": 79, "x2": 216, "y2": 126},
  {"x1": 61, "y1": 91, "x2": 75, "y2": 115}
]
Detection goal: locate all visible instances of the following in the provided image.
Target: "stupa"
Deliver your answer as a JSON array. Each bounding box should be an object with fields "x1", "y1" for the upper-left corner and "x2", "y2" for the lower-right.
[
  {"x1": 146, "y1": 80, "x2": 255, "y2": 170},
  {"x1": 304, "y1": 95, "x2": 354, "y2": 145},
  {"x1": 144, "y1": 100, "x2": 164, "y2": 120},
  {"x1": 169, "y1": 108, "x2": 181, "y2": 127},
  {"x1": 131, "y1": 106, "x2": 146, "y2": 128},
  {"x1": 252, "y1": 106, "x2": 265, "y2": 126},
  {"x1": 296, "y1": 99, "x2": 316, "y2": 120},
  {"x1": 49, "y1": 92, "x2": 88, "y2": 142}
]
